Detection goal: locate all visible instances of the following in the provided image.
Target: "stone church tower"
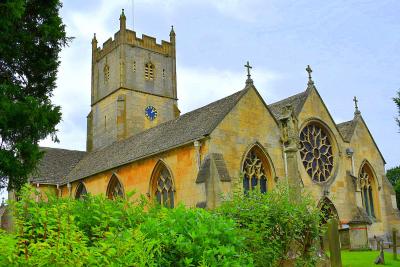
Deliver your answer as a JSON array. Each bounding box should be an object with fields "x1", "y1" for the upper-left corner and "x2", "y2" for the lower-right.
[{"x1": 86, "y1": 10, "x2": 179, "y2": 151}]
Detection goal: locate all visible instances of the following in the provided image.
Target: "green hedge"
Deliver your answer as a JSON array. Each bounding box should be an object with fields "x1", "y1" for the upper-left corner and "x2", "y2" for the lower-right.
[{"x1": 0, "y1": 185, "x2": 322, "y2": 266}]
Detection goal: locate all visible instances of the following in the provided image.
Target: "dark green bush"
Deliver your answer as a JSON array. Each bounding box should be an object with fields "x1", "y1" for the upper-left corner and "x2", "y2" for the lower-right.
[
  {"x1": 216, "y1": 184, "x2": 322, "y2": 267},
  {"x1": 0, "y1": 186, "x2": 251, "y2": 266}
]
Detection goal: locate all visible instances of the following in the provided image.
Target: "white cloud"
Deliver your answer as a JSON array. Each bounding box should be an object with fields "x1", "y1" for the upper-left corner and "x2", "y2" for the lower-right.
[{"x1": 178, "y1": 65, "x2": 280, "y2": 114}]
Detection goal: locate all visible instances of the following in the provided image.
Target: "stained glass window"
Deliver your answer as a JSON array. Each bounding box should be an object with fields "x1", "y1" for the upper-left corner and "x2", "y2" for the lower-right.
[
  {"x1": 242, "y1": 148, "x2": 269, "y2": 194},
  {"x1": 145, "y1": 62, "x2": 155, "y2": 80},
  {"x1": 154, "y1": 166, "x2": 174, "y2": 208},
  {"x1": 75, "y1": 182, "x2": 87, "y2": 200},
  {"x1": 107, "y1": 175, "x2": 124, "y2": 200},
  {"x1": 359, "y1": 167, "x2": 376, "y2": 218},
  {"x1": 299, "y1": 124, "x2": 334, "y2": 182}
]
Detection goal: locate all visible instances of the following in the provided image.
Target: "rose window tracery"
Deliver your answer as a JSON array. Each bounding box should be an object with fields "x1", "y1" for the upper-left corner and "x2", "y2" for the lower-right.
[{"x1": 299, "y1": 124, "x2": 334, "y2": 182}]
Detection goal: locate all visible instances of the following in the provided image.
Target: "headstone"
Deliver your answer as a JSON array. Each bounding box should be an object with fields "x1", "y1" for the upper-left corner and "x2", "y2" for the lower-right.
[
  {"x1": 374, "y1": 241, "x2": 385, "y2": 265},
  {"x1": 328, "y1": 218, "x2": 342, "y2": 267},
  {"x1": 393, "y1": 229, "x2": 397, "y2": 260}
]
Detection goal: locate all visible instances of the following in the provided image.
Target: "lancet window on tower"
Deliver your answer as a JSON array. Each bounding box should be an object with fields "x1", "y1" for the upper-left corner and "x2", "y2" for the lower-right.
[
  {"x1": 104, "y1": 64, "x2": 110, "y2": 82},
  {"x1": 242, "y1": 147, "x2": 270, "y2": 194},
  {"x1": 359, "y1": 165, "x2": 376, "y2": 218},
  {"x1": 145, "y1": 62, "x2": 155, "y2": 80},
  {"x1": 152, "y1": 163, "x2": 174, "y2": 208},
  {"x1": 133, "y1": 61, "x2": 136, "y2": 72}
]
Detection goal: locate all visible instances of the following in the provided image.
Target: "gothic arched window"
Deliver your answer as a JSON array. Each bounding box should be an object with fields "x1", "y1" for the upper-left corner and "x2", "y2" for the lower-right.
[
  {"x1": 145, "y1": 62, "x2": 155, "y2": 80},
  {"x1": 152, "y1": 162, "x2": 174, "y2": 208},
  {"x1": 104, "y1": 64, "x2": 110, "y2": 82},
  {"x1": 242, "y1": 147, "x2": 271, "y2": 194},
  {"x1": 299, "y1": 123, "x2": 334, "y2": 183},
  {"x1": 106, "y1": 174, "x2": 124, "y2": 199},
  {"x1": 359, "y1": 164, "x2": 376, "y2": 218},
  {"x1": 75, "y1": 182, "x2": 87, "y2": 200}
]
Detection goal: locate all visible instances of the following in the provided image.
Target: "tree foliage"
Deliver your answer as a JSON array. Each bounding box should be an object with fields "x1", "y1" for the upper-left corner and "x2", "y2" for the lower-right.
[
  {"x1": 0, "y1": 184, "x2": 325, "y2": 266},
  {"x1": 0, "y1": 0, "x2": 70, "y2": 191},
  {"x1": 387, "y1": 166, "x2": 400, "y2": 209},
  {"x1": 0, "y1": 186, "x2": 252, "y2": 266},
  {"x1": 395, "y1": 90, "x2": 400, "y2": 130},
  {"x1": 216, "y1": 185, "x2": 323, "y2": 267}
]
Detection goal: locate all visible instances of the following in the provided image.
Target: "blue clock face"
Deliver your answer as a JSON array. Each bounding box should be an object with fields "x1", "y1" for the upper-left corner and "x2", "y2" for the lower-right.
[{"x1": 145, "y1": 106, "x2": 158, "y2": 121}]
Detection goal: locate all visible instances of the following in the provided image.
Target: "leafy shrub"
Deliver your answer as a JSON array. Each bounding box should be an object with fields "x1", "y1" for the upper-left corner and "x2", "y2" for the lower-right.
[
  {"x1": 0, "y1": 185, "x2": 251, "y2": 266},
  {"x1": 216, "y1": 184, "x2": 322, "y2": 267}
]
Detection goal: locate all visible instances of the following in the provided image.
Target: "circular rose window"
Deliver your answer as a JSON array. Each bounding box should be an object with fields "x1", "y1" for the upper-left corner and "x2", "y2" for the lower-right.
[{"x1": 299, "y1": 124, "x2": 334, "y2": 182}]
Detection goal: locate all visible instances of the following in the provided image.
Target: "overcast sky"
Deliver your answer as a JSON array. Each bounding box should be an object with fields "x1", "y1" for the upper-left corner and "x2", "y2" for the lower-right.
[{"x1": 40, "y1": 1, "x2": 399, "y2": 170}]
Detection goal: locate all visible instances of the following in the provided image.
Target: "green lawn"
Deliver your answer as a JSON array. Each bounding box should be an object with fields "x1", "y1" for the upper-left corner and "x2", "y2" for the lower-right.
[{"x1": 341, "y1": 250, "x2": 400, "y2": 267}]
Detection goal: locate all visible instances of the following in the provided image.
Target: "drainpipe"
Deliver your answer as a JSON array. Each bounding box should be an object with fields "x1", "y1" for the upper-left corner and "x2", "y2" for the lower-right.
[
  {"x1": 67, "y1": 183, "x2": 72, "y2": 198},
  {"x1": 194, "y1": 140, "x2": 201, "y2": 170},
  {"x1": 56, "y1": 184, "x2": 61, "y2": 198},
  {"x1": 283, "y1": 143, "x2": 288, "y2": 180},
  {"x1": 346, "y1": 148, "x2": 355, "y2": 175},
  {"x1": 36, "y1": 183, "x2": 40, "y2": 202}
]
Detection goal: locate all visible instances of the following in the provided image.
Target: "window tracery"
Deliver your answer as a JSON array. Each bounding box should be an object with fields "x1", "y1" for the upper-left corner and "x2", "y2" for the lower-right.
[
  {"x1": 359, "y1": 167, "x2": 376, "y2": 218},
  {"x1": 107, "y1": 175, "x2": 124, "y2": 199},
  {"x1": 145, "y1": 62, "x2": 155, "y2": 80},
  {"x1": 299, "y1": 124, "x2": 333, "y2": 182},
  {"x1": 242, "y1": 148, "x2": 269, "y2": 193},
  {"x1": 75, "y1": 182, "x2": 87, "y2": 200},
  {"x1": 153, "y1": 165, "x2": 174, "y2": 208}
]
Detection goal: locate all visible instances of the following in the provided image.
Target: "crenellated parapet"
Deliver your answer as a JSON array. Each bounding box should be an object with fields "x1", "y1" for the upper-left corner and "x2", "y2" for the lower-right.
[{"x1": 94, "y1": 29, "x2": 173, "y2": 61}]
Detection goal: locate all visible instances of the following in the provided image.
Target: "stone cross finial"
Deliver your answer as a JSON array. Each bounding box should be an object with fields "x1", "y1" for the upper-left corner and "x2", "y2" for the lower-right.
[
  {"x1": 306, "y1": 65, "x2": 314, "y2": 86},
  {"x1": 353, "y1": 96, "x2": 361, "y2": 115},
  {"x1": 244, "y1": 61, "x2": 253, "y2": 86}
]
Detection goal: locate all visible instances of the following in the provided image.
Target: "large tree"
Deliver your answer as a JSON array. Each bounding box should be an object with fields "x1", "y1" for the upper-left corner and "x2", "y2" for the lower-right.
[
  {"x1": 395, "y1": 90, "x2": 400, "y2": 130},
  {"x1": 387, "y1": 166, "x2": 400, "y2": 209},
  {"x1": 0, "y1": 0, "x2": 70, "y2": 191}
]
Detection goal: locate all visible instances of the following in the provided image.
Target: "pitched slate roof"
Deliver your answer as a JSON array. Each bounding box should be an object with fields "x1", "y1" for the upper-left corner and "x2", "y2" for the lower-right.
[
  {"x1": 337, "y1": 119, "x2": 357, "y2": 142},
  {"x1": 65, "y1": 88, "x2": 249, "y2": 184},
  {"x1": 29, "y1": 147, "x2": 86, "y2": 184},
  {"x1": 268, "y1": 90, "x2": 309, "y2": 120}
]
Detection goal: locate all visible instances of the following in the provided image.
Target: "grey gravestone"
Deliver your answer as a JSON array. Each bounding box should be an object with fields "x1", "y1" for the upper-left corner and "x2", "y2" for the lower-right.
[
  {"x1": 328, "y1": 218, "x2": 342, "y2": 267},
  {"x1": 374, "y1": 241, "x2": 384, "y2": 265}
]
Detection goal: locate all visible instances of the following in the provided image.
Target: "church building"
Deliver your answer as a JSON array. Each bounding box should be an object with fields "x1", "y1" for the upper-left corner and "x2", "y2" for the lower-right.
[{"x1": 27, "y1": 10, "x2": 399, "y2": 246}]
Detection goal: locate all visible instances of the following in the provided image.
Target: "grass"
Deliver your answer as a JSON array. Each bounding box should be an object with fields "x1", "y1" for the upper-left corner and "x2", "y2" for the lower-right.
[{"x1": 341, "y1": 250, "x2": 400, "y2": 267}]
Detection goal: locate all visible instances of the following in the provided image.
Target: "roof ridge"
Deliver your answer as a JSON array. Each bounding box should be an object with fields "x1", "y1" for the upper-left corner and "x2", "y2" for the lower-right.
[
  {"x1": 39, "y1": 146, "x2": 86, "y2": 153},
  {"x1": 88, "y1": 88, "x2": 249, "y2": 154},
  {"x1": 65, "y1": 87, "x2": 249, "y2": 183},
  {"x1": 269, "y1": 90, "x2": 307, "y2": 107}
]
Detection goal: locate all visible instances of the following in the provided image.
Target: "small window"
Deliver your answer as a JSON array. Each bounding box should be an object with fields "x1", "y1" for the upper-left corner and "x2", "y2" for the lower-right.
[
  {"x1": 75, "y1": 182, "x2": 88, "y2": 200},
  {"x1": 145, "y1": 62, "x2": 155, "y2": 80},
  {"x1": 162, "y1": 69, "x2": 166, "y2": 79},
  {"x1": 104, "y1": 64, "x2": 110, "y2": 82},
  {"x1": 133, "y1": 61, "x2": 136, "y2": 72},
  {"x1": 107, "y1": 175, "x2": 124, "y2": 200}
]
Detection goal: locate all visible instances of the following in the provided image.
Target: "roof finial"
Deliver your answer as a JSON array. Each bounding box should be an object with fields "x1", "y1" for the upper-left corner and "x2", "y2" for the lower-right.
[
  {"x1": 244, "y1": 61, "x2": 253, "y2": 86},
  {"x1": 170, "y1": 25, "x2": 175, "y2": 36},
  {"x1": 306, "y1": 65, "x2": 314, "y2": 86},
  {"x1": 353, "y1": 96, "x2": 361, "y2": 115}
]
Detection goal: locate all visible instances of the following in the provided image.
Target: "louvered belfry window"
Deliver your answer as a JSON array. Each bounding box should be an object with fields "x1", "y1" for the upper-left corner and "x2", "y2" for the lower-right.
[{"x1": 145, "y1": 62, "x2": 155, "y2": 80}]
